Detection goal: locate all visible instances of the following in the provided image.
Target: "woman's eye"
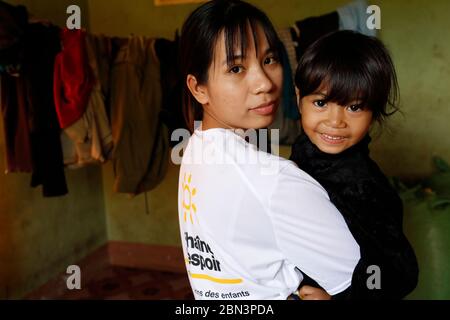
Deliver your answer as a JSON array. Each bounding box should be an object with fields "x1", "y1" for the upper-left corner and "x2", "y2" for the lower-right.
[
  {"x1": 229, "y1": 66, "x2": 244, "y2": 74},
  {"x1": 264, "y1": 56, "x2": 277, "y2": 65},
  {"x1": 313, "y1": 100, "x2": 327, "y2": 108}
]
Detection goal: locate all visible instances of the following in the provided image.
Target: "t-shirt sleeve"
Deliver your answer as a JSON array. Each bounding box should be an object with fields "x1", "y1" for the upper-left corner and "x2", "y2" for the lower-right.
[{"x1": 268, "y1": 162, "x2": 360, "y2": 295}]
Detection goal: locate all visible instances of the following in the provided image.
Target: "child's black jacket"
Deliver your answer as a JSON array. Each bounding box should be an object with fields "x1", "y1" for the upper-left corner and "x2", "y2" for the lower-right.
[{"x1": 290, "y1": 133, "x2": 419, "y2": 299}]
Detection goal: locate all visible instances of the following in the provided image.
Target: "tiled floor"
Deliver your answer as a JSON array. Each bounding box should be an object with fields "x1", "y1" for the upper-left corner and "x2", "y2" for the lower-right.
[
  {"x1": 70, "y1": 266, "x2": 194, "y2": 300},
  {"x1": 28, "y1": 265, "x2": 194, "y2": 300},
  {"x1": 26, "y1": 246, "x2": 194, "y2": 300}
]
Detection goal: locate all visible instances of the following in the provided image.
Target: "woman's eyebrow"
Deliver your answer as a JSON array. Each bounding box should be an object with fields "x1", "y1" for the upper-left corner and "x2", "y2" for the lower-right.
[
  {"x1": 221, "y1": 47, "x2": 275, "y2": 66},
  {"x1": 222, "y1": 54, "x2": 243, "y2": 66}
]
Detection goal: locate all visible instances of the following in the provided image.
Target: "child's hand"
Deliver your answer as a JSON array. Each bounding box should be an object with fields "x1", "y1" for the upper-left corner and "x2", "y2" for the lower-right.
[{"x1": 298, "y1": 285, "x2": 331, "y2": 300}]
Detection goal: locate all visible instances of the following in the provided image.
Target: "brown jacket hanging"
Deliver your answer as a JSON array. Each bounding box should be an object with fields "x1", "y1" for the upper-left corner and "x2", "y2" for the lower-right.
[{"x1": 109, "y1": 36, "x2": 169, "y2": 195}]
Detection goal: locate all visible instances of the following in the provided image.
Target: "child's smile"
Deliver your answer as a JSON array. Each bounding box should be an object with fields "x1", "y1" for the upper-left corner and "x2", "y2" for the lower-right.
[
  {"x1": 319, "y1": 133, "x2": 348, "y2": 144},
  {"x1": 299, "y1": 91, "x2": 373, "y2": 154}
]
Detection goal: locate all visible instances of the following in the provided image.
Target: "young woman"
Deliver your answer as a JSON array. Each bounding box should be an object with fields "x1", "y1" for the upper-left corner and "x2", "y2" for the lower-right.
[
  {"x1": 177, "y1": 0, "x2": 360, "y2": 300},
  {"x1": 290, "y1": 30, "x2": 418, "y2": 299}
]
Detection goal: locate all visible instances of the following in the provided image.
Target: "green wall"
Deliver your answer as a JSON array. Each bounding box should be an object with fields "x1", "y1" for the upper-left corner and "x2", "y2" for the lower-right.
[
  {"x1": 101, "y1": 161, "x2": 182, "y2": 246},
  {"x1": 1, "y1": 0, "x2": 107, "y2": 299},
  {"x1": 369, "y1": 0, "x2": 450, "y2": 179},
  {"x1": 1, "y1": 0, "x2": 449, "y2": 298}
]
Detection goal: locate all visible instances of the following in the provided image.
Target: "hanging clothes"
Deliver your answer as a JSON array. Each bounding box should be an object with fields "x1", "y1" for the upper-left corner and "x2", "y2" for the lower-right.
[
  {"x1": 109, "y1": 36, "x2": 169, "y2": 195},
  {"x1": 277, "y1": 28, "x2": 301, "y2": 123},
  {"x1": 25, "y1": 23, "x2": 67, "y2": 196},
  {"x1": 83, "y1": 33, "x2": 113, "y2": 162},
  {"x1": 277, "y1": 28, "x2": 298, "y2": 79},
  {"x1": 61, "y1": 33, "x2": 113, "y2": 168},
  {"x1": 292, "y1": 11, "x2": 339, "y2": 61},
  {"x1": 1, "y1": 3, "x2": 32, "y2": 172},
  {"x1": 155, "y1": 35, "x2": 188, "y2": 147},
  {"x1": 0, "y1": 75, "x2": 33, "y2": 172},
  {"x1": 0, "y1": 2, "x2": 27, "y2": 75},
  {"x1": 337, "y1": 0, "x2": 377, "y2": 37},
  {"x1": 1, "y1": 7, "x2": 68, "y2": 196},
  {"x1": 0, "y1": 3, "x2": 31, "y2": 172},
  {"x1": 53, "y1": 28, "x2": 94, "y2": 129}
]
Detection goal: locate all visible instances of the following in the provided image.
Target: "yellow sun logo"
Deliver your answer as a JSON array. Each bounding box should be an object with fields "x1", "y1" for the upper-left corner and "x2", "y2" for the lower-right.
[{"x1": 182, "y1": 173, "x2": 197, "y2": 224}]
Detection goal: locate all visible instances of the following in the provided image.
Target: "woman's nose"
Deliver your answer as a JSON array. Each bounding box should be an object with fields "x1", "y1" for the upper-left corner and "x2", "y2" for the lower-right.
[
  {"x1": 252, "y1": 67, "x2": 274, "y2": 94},
  {"x1": 326, "y1": 105, "x2": 346, "y2": 128}
]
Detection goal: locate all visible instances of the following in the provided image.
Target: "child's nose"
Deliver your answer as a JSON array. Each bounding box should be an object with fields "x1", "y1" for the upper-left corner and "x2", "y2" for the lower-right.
[{"x1": 326, "y1": 106, "x2": 346, "y2": 128}]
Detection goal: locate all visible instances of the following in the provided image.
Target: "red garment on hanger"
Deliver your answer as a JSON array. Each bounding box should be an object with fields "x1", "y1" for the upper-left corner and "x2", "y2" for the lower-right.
[{"x1": 53, "y1": 28, "x2": 94, "y2": 129}]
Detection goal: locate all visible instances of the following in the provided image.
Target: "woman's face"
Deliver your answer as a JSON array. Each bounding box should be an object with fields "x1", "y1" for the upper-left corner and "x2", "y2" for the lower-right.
[{"x1": 191, "y1": 23, "x2": 283, "y2": 130}]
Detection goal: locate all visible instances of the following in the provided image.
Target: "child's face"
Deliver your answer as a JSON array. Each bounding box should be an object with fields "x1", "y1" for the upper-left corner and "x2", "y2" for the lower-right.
[
  {"x1": 299, "y1": 90, "x2": 373, "y2": 154},
  {"x1": 193, "y1": 23, "x2": 282, "y2": 130}
]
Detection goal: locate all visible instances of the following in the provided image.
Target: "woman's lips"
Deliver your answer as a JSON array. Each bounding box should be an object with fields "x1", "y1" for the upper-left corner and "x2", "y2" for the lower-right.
[
  {"x1": 250, "y1": 102, "x2": 276, "y2": 115},
  {"x1": 319, "y1": 133, "x2": 347, "y2": 145}
]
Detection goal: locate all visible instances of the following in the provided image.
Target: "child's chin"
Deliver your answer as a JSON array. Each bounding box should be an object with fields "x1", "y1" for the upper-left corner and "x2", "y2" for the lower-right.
[{"x1": 316, "y1": 143, "x2": 349, "y2": 155}]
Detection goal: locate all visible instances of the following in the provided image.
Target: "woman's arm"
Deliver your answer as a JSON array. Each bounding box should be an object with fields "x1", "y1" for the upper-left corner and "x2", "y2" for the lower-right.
[{"x1": 268, "y1": 162, "x2": 360, "y2": 296}]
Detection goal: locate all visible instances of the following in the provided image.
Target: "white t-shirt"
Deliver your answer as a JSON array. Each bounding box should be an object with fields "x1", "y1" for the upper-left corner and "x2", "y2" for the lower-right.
[{"x1": 178, "y1": 127, "x2": 360, "y2": 300}]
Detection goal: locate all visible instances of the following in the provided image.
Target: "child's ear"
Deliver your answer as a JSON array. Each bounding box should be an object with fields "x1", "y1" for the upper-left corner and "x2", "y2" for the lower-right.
[{"x1": 187, "y1": 74, "x2": 209, "y2": 105}]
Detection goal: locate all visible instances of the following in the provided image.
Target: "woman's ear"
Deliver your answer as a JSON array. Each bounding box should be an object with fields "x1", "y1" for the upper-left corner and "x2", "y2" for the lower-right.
[{"x1": 187, "y1": 74, "x2": 209, "y2": 105}]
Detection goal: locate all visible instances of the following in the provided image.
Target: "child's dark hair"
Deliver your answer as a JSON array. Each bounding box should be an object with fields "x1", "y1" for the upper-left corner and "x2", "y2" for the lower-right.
[
  {"x1": 295, "y1": 30, "x2": 399, "y2": 125},
  {"x1": 179, "y1": 0, "x2": 282, "y2": 132}
]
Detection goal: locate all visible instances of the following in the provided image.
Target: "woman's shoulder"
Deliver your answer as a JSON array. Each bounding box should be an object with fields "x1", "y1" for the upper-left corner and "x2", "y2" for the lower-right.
[{"x1": 199, "y1": 128, "x2": 294, "y2": 173}]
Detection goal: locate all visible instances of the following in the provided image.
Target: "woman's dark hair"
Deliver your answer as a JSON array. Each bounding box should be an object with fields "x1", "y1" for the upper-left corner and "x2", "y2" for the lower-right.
[
  {"x1": 179, "y1": 0, "x2": 282, "y2": 132},
  {"x1": 295, "y1": 30, "x2": 399, "y2": 124}
]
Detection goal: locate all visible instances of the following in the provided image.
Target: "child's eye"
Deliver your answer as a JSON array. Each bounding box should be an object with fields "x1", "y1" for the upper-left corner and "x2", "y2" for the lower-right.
[
  {"x1": 264, "y1": 56, "x2": 278, "y2": 65},
  {"x1": 313, "y1": 100, "x2": 327, "y2": 108},
  {"x1": 229, "y1": 65, "x2": 244, "y2": 74},
  {"x1": 347, "y1": 104, "x2": 363, "y2": 112}
]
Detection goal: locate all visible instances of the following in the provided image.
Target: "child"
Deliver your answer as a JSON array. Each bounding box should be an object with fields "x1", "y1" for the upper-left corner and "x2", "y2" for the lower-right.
[{"x1": 290, "y1": 30, "x2": 419, "y2": 299}]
